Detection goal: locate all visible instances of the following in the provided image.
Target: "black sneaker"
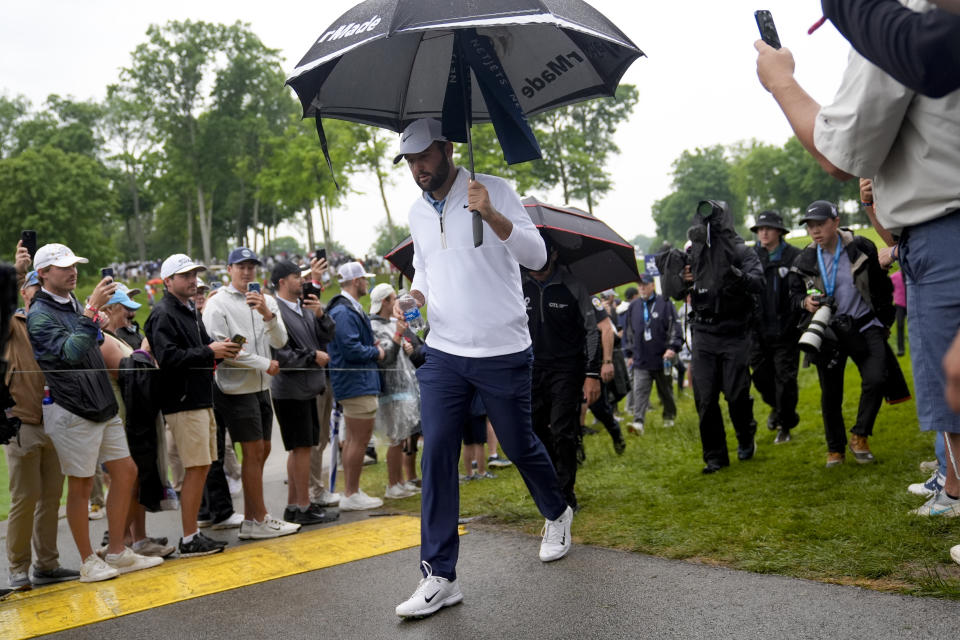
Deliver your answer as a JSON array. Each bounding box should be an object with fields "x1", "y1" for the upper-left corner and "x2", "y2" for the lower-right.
[
  {"x1": 766, "y1": 411, "x2": 779, "y2": 431},
  {"x1": 295, "y1": 505, "x2": 340, "y2": 525},
  {"x1": 31, "y1": 566, "x2": 80, "y2": 586},
  {"x1": 179, "y1": 533, "x2": 226, "y2": 557},
  {"x1": 198, "y1": 532, "x2": 228, "y2": 548},
  {"x1": 737, "y1": 438, "x2": 757, "y2": 461},
  {"x1": 283, "y1": 506, "x2": 298, "y2": 523},
  {"x1": 613, "y1": 438, "x2": 626, "y2": 455}
]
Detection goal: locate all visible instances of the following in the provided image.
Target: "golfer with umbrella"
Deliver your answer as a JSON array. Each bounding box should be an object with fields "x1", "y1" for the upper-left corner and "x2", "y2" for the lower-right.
[
  {"x1": 392, "y1": 119, "x2": 573, "y2": 617},
  {"x1": 286, "y1": 0, "x2": 642, "y2": 618}
]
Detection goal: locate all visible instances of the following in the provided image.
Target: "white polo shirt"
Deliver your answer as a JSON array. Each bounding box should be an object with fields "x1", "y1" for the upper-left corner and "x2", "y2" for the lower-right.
[
  {"x1": 408, "y1": 168, "x2": 546, "y2": 358},
  {"x1": 813, "y1": 0, "x2": 960, "y2": 235}
]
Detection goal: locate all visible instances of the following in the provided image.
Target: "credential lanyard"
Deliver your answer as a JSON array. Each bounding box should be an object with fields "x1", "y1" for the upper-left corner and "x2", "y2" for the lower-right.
[{"x1": 816, "y1": 236, "x2": 843, "y2": 297}]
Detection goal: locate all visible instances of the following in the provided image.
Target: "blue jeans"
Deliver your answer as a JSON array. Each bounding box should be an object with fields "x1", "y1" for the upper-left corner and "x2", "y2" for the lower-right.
[
  {"x1": 900, "y1": 210, "x2": 960, "y2": 434},
  {"x1": 416, "y1": 346, "x2": 566, "y2": 581}
]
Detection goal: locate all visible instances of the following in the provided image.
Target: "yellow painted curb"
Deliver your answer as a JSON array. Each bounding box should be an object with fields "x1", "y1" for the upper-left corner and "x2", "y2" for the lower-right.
[{"x1": 1, "y1": 515, "x2": 460, "y2": 639}]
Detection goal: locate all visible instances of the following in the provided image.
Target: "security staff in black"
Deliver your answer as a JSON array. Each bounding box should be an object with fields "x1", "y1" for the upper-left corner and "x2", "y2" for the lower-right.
[
  {"x1": 749, "y1": 211, "x2": 803, "y2": 444},
  {"x1": 523, "y1": 248, "x2": 601, "y2": 511},
  {"x1": 789, "y1": 200, "x2": 895, "y2": 466},
  {"x1": 682, "y1": 201, "x2": 765, "y2": 474}
]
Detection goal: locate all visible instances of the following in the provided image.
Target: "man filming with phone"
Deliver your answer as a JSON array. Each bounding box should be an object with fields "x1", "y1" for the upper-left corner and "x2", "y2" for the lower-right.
[
  {"x1": 202, "y1": 247, "x2": 298, "y2": 540},
  {"x1": 144, "y1": 254, "x2": 241, "y2": 556}
]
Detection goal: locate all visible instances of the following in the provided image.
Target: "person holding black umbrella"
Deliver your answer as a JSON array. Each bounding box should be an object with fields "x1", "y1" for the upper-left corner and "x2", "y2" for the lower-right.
[{"x1": 394, "y1": 118, "x2": 572, "y2": 619}]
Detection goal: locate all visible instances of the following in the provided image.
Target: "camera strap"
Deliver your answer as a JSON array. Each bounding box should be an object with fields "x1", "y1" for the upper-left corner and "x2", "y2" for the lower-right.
[{"x1": 816, "y1": 238, "x2": 843, "y2": 297}]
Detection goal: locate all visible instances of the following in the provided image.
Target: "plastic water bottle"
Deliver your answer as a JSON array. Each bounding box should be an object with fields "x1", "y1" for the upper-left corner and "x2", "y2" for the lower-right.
[
  {"x1": 42, "y1": 386, "x2": 53, "y2": 405},
  {"x1": 397, "y1": 291, "x2": 425, "y2": 331},
  {"x1": 663, "y1": 358, "x2": 673, "y2": 377}
]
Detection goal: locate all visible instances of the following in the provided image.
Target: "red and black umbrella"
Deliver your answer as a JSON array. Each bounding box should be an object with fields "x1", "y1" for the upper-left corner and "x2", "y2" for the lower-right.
[{"x1": 384, "y1": 196, "x2": 639, "y2": 294}]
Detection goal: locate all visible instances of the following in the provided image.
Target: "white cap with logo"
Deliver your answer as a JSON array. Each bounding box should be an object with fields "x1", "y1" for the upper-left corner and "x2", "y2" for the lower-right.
[
  {"x1": 337, "y1": 261, "x2": 376, "y2": 282},
  {"x1": 393, "y1": 118, "x2": 448, "y2": 164},
  {"x1": 161, "y1": 254, "x2": 206, "y2": 280},
  {"x1": 33, "y1": 244, "x2": 89, "y2": 270}
]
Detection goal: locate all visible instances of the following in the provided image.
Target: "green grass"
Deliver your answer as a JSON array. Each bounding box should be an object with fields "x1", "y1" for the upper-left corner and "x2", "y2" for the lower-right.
[{"x1": 360, "y1": 332, "x2": 960, "y2": 600}]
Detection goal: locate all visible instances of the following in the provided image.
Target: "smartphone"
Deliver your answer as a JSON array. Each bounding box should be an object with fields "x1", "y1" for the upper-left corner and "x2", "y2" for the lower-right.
[
  {"x1": 302, "y1": 282, "x2": 321, "y2": 300},
  {"x1": 101, "y1": 268, "x2": 114, "y2": 280},
  {"x1": 231, "y1": 334, "x2": 247, "y2": 345},
  {"x1": 755, "y1": 10, "x2": 782, "y2": 49},
  {"x1": 246, "y1": 281, "x2": 260, "y2": 307},
  {"x1": 315, "y1": 248, "x2": 326, "y2": 262},
  {"x1": 20, "y1": 230, "x2": 37, "y2": 259}
]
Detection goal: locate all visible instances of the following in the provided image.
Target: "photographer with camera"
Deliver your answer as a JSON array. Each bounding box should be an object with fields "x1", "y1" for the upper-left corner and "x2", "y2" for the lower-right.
[
  {"x1": 789, "y1": 201, "x2": 896, "y2": 467},
  {"x1": 680, "y1": 201, "x2": 764, "y2": 474}
]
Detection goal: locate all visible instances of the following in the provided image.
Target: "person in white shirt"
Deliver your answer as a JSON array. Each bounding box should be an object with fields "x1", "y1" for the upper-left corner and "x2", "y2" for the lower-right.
[
  {"x1": 392, "y1": 118, "x2": 573, "y2": 619},
  {"x1": 201, "y1": 247, "x2": 299, "y2": 540}
]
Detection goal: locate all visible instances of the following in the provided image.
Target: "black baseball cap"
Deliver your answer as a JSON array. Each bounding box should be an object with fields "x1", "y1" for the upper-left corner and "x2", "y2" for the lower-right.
[
  {"x1": 750, "y1": 210, "x2": 788, "y2": 233},
  {"x1": 800, "y1": 200, "x2": 839, "y2": 224},
  {"x1": 270, "y1": 260, "x2": 303, "y2": 286}
]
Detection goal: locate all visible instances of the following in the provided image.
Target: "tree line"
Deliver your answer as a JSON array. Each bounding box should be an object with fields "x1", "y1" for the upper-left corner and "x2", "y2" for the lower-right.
[
  {"x1": 0, "y1": 20, "x2": 638, "y2": 267},
  {"x1": 651, "y1": 138, "x2": 861, "y2": 248}
]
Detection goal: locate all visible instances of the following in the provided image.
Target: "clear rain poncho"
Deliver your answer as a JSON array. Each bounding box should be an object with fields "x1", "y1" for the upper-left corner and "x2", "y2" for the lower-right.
[{"x1": 371, "y1": 315, "x2": 421, "y2": 445}]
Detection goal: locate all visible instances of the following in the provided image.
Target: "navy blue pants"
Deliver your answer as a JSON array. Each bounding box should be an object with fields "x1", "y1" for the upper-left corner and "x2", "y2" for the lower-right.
[{"x1": 417, "y1": 346, "x2": 567, "y2": 580}]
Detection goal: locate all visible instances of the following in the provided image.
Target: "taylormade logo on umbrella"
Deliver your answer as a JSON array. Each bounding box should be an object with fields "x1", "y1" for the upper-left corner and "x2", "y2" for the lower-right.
[
  {"x1": 317, "y1": 15, "x2": 382, "y2": 44},
  {"x1": 521, "y1": 52, "x2": 585, "y2": 98}
]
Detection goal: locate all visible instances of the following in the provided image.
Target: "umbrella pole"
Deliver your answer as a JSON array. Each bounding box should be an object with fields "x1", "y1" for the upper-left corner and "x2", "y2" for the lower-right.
[{"x1": 462, "y1": 63, "x2": 483, "y2": 247}]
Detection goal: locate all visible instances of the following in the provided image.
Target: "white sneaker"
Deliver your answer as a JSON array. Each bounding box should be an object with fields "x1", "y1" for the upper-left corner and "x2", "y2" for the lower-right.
[
  {"x1": 340, "y1": 490, "x2": 384, "y2": 511},
  {"x1": 951, "y1": 544, "x2": 960, "y2": 566},
  {"x1": 80, "y1": 554, "x2": 119, "y2": 583},
  {"x1": 104, "y1": 547, "x2": 164, "y2": 575},
  {"x1": 627, "y1": 421, "x2": 644, "y2": 436},
  {"x1": 402, "y1": 481, "x2": 422, "y2": 494},
  {"x1": 395, "y1": 561, "x2": 463, "y2": 618},
  {"x1": 238, "y1": 515, "x2": 301, "y2": 540},
  {"x1": 210, "y1": 512, "x2": 244, "y2": 530},
  {"x1": 313, "y1": 488, "x2": 342, "y2": 507},
  {"x1": 132, "y1": 538, "x2": 176, "y2": 558},
  {"x1": 663, "y1": 419, "x2": 675, "y2": 428},
  {"x1": 911, "y1": 491, "x2": 960, "y2": 517},
  {"x1": 540, "y1": 505, "x2": 573, "y2": 562},
  {"x1": 908, "y1": 471, "x2": 945, "y2": 498},
  {"x1": 385, "y1": 483, "x2": 416, "y2": 499},
  {"x1": 88, "y1": 503, "x2": 105, "y2": 520}
]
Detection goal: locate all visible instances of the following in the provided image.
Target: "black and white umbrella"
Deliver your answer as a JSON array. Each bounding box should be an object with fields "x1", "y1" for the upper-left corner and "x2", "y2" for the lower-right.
[
  {"x1": 286, "y1": 0, "x2": 643, "y2": 245},
  {"x1": 286, "y1": 0, "x2": 643, "y2": 132}
]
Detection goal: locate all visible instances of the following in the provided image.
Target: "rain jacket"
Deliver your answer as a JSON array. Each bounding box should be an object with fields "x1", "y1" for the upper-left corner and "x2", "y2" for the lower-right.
[{"x1": 325, "y1": 294, "x2": 381, "y2": 401}]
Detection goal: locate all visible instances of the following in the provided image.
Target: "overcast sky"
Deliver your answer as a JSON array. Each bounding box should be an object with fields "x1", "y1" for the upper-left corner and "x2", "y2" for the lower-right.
[{"x1": 1, "y1": 1, "x2": 853, "y2": 256}]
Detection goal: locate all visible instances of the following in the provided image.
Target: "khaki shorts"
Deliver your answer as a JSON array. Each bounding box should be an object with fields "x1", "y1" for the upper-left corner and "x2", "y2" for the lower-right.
[
  {"x1": 339, "y1": 394, "x2": 379, "y2": 420},
  {"x1": 165, "y1": 408, "x2": 217, "y2": 468},
  {"x1": 43, "y1": 403, "x2": 129, "y2": 478}
]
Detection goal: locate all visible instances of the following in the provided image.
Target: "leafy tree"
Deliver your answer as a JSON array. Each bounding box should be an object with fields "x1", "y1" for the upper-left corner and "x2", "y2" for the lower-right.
[
  {"x1": 13, "y1": 95, "x2": 104, "y2": 158},
  {"x1": 371, "y1": 220, "x2": 410, "y2": 257},
  {"x1": 0, "y1": 94, "x2": 29, "y2": 159},
  {"x1": 353, "y1": 126, "x2": 404, "y2": 240},
  {"x1": 262, "y1": 236, "x2": 304, "y2": 256},
  {"x1": 0, "y1": 146, "x2": 115, "y2": 266},
  {"x1": 652, "y1": 145, "x2": 741, "y2": 245}
]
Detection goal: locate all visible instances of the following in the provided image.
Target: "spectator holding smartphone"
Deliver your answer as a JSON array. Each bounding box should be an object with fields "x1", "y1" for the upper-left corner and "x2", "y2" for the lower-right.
[{"x1": 202, "y1": 247, "x2": 297, "y2": 540}]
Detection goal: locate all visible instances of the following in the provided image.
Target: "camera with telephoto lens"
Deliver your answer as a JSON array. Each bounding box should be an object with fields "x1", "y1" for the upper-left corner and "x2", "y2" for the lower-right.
[{"x1": 798, "y1": 295, "x2": 836, "y2": 354}]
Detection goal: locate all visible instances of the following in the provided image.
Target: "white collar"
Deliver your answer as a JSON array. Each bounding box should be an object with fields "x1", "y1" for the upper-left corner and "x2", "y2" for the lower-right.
[
  {"x1": 340, "y1": 289, "x2": 364, "y2": 314},
  {"x1": 41, "y1": 287, "x2": 71, "y2": 304},
  {"x1": 277, "y1": 295, "x2": 302, "y2": 316}
]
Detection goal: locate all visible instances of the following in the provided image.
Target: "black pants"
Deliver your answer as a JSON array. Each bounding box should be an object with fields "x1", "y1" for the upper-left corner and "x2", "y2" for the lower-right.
[
  {"x1": 815, "y1": 326, "x2": 887, "y2": 453},
  {"x1": 532, "y1": 367, "x2": 583, "y2": 509},
  {"x1": 749, "y1": 337, "x2": 800, "y2": 430},
  {"x1": 198, "y1": 411, "x2": 234, "y2": 523},
  {"x1": 675, "y1": 359, "x2": 687, "y2": 396},
  {"x1": 895, "y1": 305, "x2": 906, "y2": 354},
  {"x1": 589, "y1": 384, "x2": 624, "y2": 445},
  {"x1": 692, "y1": 330, "x2": 757, "y2": 466}
]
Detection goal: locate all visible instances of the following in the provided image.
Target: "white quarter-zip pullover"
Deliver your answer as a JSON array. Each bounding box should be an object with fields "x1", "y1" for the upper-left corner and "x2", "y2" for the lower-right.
[{"x1": 409, "y1": 168, "x2": 546, "y2": 358}]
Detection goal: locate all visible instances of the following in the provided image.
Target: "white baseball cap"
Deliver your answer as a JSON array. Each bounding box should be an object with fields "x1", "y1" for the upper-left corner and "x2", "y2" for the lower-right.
[
  {"x1": 33, "y1": 243, "x2": 88, "y2": 270},
  {"x1": 393, "y1": 118, "x2": 448, "y2": 164},
  {"x1": 161, "y1": 254, "x2": 206, "y2": 280},
  {"x1": 337, "y1": 261, "x2": 376, "y2": 282},
  {"x1": 368, "y1": 283, "x2": 396, "y2": 314}
]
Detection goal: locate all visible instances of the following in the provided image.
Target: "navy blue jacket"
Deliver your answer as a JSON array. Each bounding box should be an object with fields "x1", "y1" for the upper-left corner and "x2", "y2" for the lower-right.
[
  {"x1": 325, "y1": 294, "x2": 381, "y2": 400},
  {"x1": 622, "y1": 294, "x2": 682, "y2": 371}
]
